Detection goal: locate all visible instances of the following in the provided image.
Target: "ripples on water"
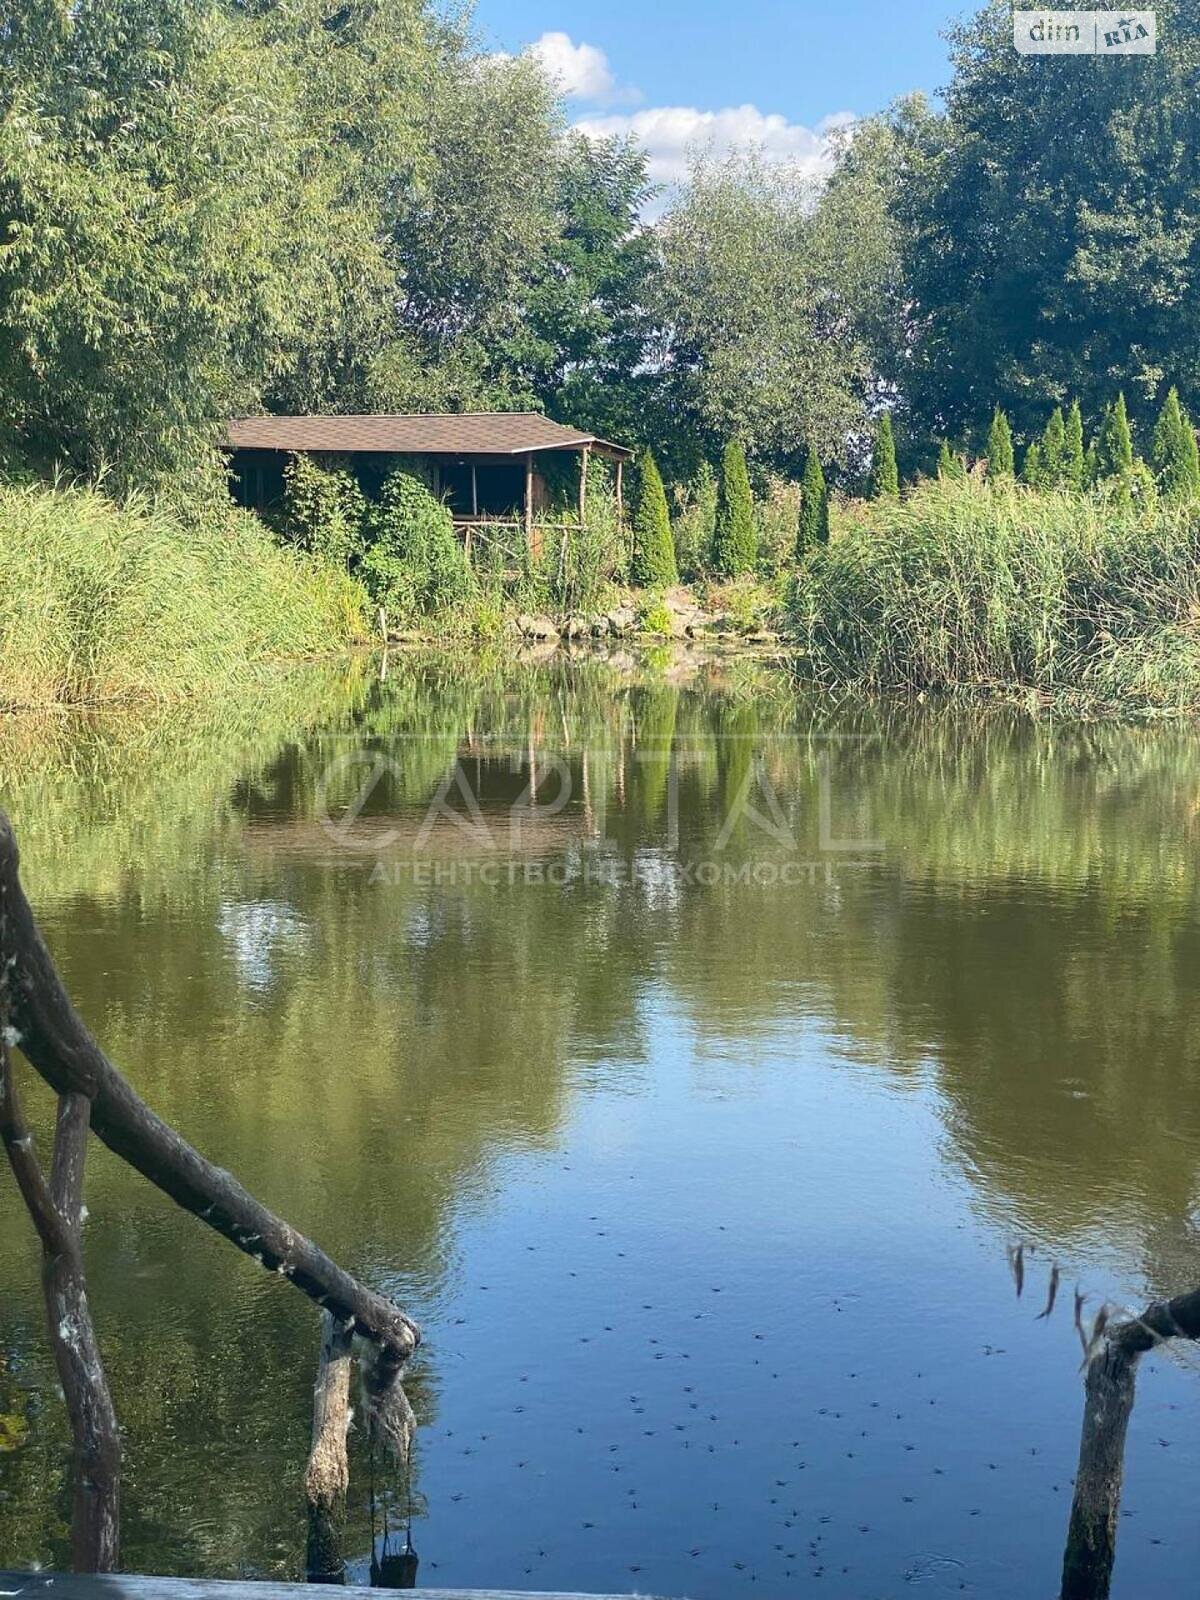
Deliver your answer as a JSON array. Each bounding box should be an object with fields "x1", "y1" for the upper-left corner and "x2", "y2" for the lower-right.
[{"x1": 1, "y1": 650, "x2": 1199, "y2": 1596}]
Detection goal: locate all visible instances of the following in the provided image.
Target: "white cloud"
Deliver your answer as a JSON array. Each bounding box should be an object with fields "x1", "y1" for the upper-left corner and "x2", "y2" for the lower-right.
[
  {"x1": 527, "y1": 32, "x2": 620, "y2": 102},
  {"x1": 574, "y1": 104, "x2": 856, "y2": 192}
]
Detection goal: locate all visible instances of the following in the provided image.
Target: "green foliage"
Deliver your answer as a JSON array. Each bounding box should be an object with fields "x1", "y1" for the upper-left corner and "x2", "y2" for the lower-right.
[
  {"x1": 282, "y1": 455, "x2": 366, "y2": 570},
  {"x1": 870, "y1": 414, "x2": 900, "y2": 499},
  {"x1": 673, "y1": 461, "x2": 718, "y2": 578},
  {"x1": 936, "y1": 441, "x2": 966, "y2": 481},
  {"x1": 1063, "y1": 402, "x2": 1086, "y2": 491},
  {"x1": 1039, "y1": 408, "x2": 1066, "y2": 486},
  {"x1": 547, "y1": 457, "x2": 626, "y2": 614},
  {"x1": 711, "y1": 442, "x2": 757, "y2": 576},
  {"x1": 986, "y1": 408, "x2": 1014, "y2": 480},
  {"x1": 866, "y1": 4, "x2": 1200, "y2": 445},
  {"x1": 1021, "y1": 441, "x2": 1044, "y2": 487},
  {"x1": 753, "y1": 475, "x2": 803, "y2": 573},
  {"x1": 791, "y1": 477, "x2": 1200, "y2": 711},
  {"x1": 1150, "y1": 387, "x2": 1200, "y2": 500},
  {"x1": 360, "y1": 469, "x2": 473, "y2": 621},
  {"x1": 637, "y1": 596, "x2": 675, "y2": 636},
  {"x1": 1096, "y1": 393, "x2": 1135, "y2": 482},
  {"x1": 630, "y1": 450, "x2": 677, "y2": 587},
  {"x1": 0, "y1": 479, "x2": 366, "y2": 706},
  {"x1": 657, "y1": 147, "x2": 893, "y2": 472},
  {"x1": 797, "y1": 451, "x2": 829, "y2": 556}
]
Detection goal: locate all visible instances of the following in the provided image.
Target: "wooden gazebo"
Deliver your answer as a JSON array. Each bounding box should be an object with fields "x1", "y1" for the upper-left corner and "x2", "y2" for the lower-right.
[{"x1": 224, "y1": 412, "x2": 633, "y2": 553}]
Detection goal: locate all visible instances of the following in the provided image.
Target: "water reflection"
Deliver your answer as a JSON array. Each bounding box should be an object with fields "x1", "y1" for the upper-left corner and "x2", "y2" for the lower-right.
[{"x1": 2, "y1": 652, "x2": 1199, "y2": 1596}]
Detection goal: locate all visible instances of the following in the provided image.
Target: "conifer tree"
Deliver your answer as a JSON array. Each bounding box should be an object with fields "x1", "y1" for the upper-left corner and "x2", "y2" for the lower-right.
[
  {"x1": 869, "y1": 413, "x2": 899, "y2": 499},
  {"x1": 711, "y1": 440, "x2": 757, "y2": 576},
  {"x1": 986, "y1": 407, "x2": 1014, "y2": 479},
  {"x1": 1063, "y1": 401, "x2": 1086, "y2": 489},
  {"x1": 936, "y1": 440, "x2": 955, "y2": 481},
  {"x1": 630, "y1": 449, "x2": 678, "y2": 586},
  {"x1": 797, "y1": 449, "x2": 829, "y2": 557},
  {"x1": 1021, "y1": 441, "x2": 1043, "y2": 487},
  {"x1": 1097, "y1": 392, "x2": 1134, "y2": 481},
  {"x1": 1040, "y1": 407, "x2": 1066, "y2": 486},
  {"x1": 1150, "y1": 386, "x2": 1200, "y2": 500}
]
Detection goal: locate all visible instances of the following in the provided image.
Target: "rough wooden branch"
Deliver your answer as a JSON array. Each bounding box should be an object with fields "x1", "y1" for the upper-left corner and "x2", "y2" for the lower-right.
[
  {"x1": 0, "y1": 809, "x2": 419, "y2": 1367},
  {"x1": 305, "y1": 1312, "x2": 355, "y2": 1583},
  {"x1": 0, "y1": 1021, "x2": 120, "y2": 1572},
  {"x1": 0, "y1": 1025, "x2": 66, "y2": 1253},
  {"x1": 1060, "y1": 1287, "x2": 1200, "y2": 1600}
]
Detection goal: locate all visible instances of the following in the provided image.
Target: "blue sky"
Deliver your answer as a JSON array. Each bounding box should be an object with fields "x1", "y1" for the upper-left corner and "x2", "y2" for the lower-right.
[{"x1": 471, "y1": 0, "x2": 966, "y2": 187}]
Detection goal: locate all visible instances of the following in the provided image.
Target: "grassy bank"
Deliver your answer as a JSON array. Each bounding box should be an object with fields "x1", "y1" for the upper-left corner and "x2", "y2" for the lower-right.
[
  {"x1": 793, "y1": 480, "x2": 1200, "y2": 712},
  {"x1": 0, "y1": 481, "x2": 367, "y2": 707}
]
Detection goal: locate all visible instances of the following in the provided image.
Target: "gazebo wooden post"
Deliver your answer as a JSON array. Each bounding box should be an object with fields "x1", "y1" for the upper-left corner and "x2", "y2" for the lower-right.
[
  {"x1": 615, "y1": 457, "x2": 624, "y2": 527},
  {"x1": 578, "y1": 444, "x2": 590, "y2": 530},
  {"x1": 524, "y1": 452, "x2": 534, "y2": 550}
]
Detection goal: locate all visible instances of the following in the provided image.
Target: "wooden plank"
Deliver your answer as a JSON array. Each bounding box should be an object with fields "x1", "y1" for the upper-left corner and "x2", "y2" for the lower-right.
[{"x1": 0, "y1": 1578, "x2": 670, "y2": 1600}]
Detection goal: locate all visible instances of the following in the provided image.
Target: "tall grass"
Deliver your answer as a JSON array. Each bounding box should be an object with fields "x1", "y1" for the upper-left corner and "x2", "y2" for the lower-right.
[
  {"x1": 0, "y1": 480, "x2": 368, "y2": 706},
  {"x1": 792, "y1": 479, "x2": 1200, "y2": 711}
]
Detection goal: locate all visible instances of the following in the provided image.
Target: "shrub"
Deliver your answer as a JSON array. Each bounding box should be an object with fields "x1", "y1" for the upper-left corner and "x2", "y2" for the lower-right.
[
  {"x1": 754, "y1": 474, "x2": 803, "y2": 572},
  {"x1": 630, "y1": 449, "x2": 677, "y2": 587},
  {"x1": 869, "y1": 413, "x2": 900, "y2": 499},
  {"x1": 673, "y1": 461, "x2": 718, "y2": 578},
  {"x1": 711, "y1": 440, "x2": 756, "y2": 576},
  {"x1": 986, "y1": 408, "x2": 1014, "y2": 479},
  {"x1": 361, "y1": 468, "x2": 473, "y2": 621},
  {"x1": 1150, "y1": 386, "x2": 1200, "y2": 500},
  {"x1": 797, "y1": 451, "x2": 829, "y2": 556},
  {"x1": 282, "y1": 453, "x2": 366, "y2": 570}
]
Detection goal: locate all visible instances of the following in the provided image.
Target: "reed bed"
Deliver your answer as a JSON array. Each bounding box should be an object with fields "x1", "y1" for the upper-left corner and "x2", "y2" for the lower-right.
[
  {"x1": 0, "y1": 480, "x2": 367, "y2": 707},
  {"x1": 793, "y1": 480, "x2": 1200, "y2": 712}
]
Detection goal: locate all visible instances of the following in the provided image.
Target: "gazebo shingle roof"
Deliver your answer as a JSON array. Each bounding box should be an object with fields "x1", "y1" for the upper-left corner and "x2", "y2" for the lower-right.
[{"x1": 223, "y1": 412, "x2": 632, "y2": 460}]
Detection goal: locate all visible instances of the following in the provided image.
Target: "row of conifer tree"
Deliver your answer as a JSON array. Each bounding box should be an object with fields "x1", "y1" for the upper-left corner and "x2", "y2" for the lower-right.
[{"x1": 627, "y1": 389, "x2": 1200, "y2": 589}]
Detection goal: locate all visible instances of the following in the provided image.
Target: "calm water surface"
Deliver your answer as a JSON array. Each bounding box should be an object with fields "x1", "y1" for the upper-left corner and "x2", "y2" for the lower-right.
[{"x1": 2, "y1": 650, "x2": 1200, "y2": 1597}]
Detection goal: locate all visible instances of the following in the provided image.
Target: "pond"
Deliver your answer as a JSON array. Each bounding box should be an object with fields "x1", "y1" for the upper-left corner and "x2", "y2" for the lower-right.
[{"x1": 2, "y1": 649, "x2": 1199, "y2": 1598}]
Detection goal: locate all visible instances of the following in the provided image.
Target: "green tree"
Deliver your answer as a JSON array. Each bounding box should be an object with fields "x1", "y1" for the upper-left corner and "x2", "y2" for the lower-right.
[
  {"x1": 630, "y1": 450, "x2": 677, "y2": 587},
  {"x1": 936, "y1": 441, "x2": 966, "y2": 481},
  {"x1": 1040, "y1": 407, "x2": 1066, "y2": 486},
  {"x1": 869, "y1": 413, "x2": 900, "y2": 498},
  {"x1": 1021, "y1": 441, "x2": 1044, "y2": 487},
  {"x1": 657, "y1": 148, "x2": 893, "y2": 474},
  {"x1": 1063, "y1": 401, "x2": 1086, "y2": 490},
  {"x1": 1096, "y1": 393, "x2": 1135, "y2": 482},
  {"x1": 1150, "y1": 386, "x2": 1200, "y2": 500},
  {"x1": 711, "y1": 441, "x2": 757, "y2": 576},
  {"x1": 986, "y1": 408, "x2": 1014, "y2": 480},
  {"x1": 797, "y1": 451, "x2": 829, "y2": 556},
  {"x1": 869, "y1": 3, "x2": 1200, "y2": 443}
]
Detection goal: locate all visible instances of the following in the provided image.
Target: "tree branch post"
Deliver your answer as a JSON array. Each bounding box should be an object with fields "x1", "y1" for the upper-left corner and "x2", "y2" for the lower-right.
[
  {"x1": 0, "y1": 807, "x2": 420, "y2": 1569},
  {"x1": 1061, "y1": 1286, "x2": 1200, "y2": 1600},
  {"x1": 305, "y1": 1312, "x2": 355, "y2": 1583}
]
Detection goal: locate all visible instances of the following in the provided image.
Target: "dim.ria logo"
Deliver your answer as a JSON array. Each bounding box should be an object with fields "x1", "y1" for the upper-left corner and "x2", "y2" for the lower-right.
[{"x1": 1013, "y1": 9, "x2": 1156, "y2": 54}]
